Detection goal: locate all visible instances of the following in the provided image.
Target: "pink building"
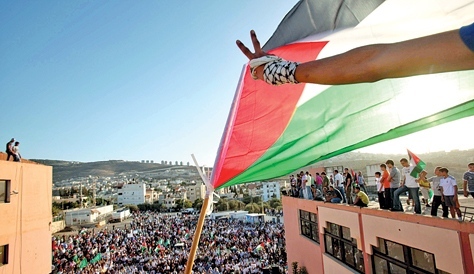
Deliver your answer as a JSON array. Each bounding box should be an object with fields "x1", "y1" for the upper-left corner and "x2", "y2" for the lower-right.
[
  {"x1": 283, "y1": 196, "x2": 474, "y2": 273},
  {"x1": 0, "y1": 155, "x2": 52, "y2": 274}
]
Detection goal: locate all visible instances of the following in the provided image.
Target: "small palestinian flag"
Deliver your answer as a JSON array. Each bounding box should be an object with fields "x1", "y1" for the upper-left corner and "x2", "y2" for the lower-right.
[{"x1": 407, "y1": 150, "x2": 426, "y2": 178}]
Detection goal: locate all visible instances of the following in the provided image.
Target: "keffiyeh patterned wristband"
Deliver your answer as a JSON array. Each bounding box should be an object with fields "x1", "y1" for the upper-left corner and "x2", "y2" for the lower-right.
[
  {"x1": 263, "y1": 59, "x2": 300, "y2": 85},
  {"x1": 249, "y1": 55, "x2": 300, "y2": 85}
]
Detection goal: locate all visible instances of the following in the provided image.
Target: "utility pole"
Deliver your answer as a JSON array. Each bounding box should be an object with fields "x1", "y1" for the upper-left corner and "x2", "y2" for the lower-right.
[
  {"x1": 93, "y1": 178, "x2": 96, "y2": 207},
  {"x1": 80, "y1": 182, "x2": 83, "y2": 208}
]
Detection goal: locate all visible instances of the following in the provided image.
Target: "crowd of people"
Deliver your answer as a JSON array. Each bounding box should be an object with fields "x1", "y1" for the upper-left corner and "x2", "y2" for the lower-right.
[
  {"x1": 289, "y1": 160, "x2": 474, "y2": 221},
  {"x1": 5, "y1": 138, "x2": 21, "y2": 162},
  {"x1": 51, "y1": 212, "x2": 287, "y2": 274}
]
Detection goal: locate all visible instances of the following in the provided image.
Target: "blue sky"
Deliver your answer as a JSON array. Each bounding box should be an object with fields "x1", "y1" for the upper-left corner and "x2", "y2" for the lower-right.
[
  {"x1": 1, "y1": 1, "x2": 297, "y2": 165},
  {"x1": 2, "y1": 1, "x2": 473, "y2": 166}
]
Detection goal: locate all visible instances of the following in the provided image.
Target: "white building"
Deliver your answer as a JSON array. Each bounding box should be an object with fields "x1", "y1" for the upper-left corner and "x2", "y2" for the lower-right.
[
  {"x1": 366, "y1": 164, "x2": 381, "y2": 186},
  {"x1": 117, "y1": 183, "x2": 146, "y2": 206},
  {"x1": 261, "y1": 181, "x2": 280, "y2": 202},
  {"x1": 64, "y1": 205, "x2": 114, "y2": 226}
]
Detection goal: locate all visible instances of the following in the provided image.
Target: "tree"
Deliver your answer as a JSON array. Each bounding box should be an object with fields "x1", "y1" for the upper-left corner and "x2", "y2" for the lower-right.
[
  {"x1": 175, "y1": 199, "x2": 184, "y2": 210},
  {"x1": 269, "y1": 198, "x2": 282, "y2": 209},
  {"x1": 251, "y1": 196, "x2": 262, "y2": 204},
  {"x1": 52, "y1": 203, "x2": 62, "y2": 217},
  {"x1": 137, "y1": 203, "x2": 149, "y2": 211},
  {"x1": 125, "y1": 204, "x2": 139, "y2": 213},
  {"x1": 193, "y1": 198, "x2": 203, "y2": 210},
  {"x1": 152, "y1": 203, "x2": 162, "y2": 211},
  {"x1": 244, "y1": 203, "x2": 261, "y2": 213},
  {"x1": 183, "y1": 199, "x2": 193, "y2": 208},
  {"x1": 242, "y1": 195, "x2": 252, "y2": 204},
  {"x1": 228, "y1": 199, "x2": 245, "y2": 210},
  {"x1": 216, "y1": 198, "x2": 229, "y2": 212}
]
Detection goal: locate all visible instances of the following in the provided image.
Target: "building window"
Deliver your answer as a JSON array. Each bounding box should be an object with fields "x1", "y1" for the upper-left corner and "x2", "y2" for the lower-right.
[
  {"x1": 299, "y1": 210, "x2": 319, "y2": 244},
  {"x1": 0, "y1": 181, "x2": 11, "y2": 203},
  {"x1": 324, "y1": 222, "x2": 364, "y2": 273},
  {"x1": 0, "y1": 245, "x2": 8, "y2": 266},
  {"x1": 372, "y1": 238, "x2": 450, "y2": 274}
]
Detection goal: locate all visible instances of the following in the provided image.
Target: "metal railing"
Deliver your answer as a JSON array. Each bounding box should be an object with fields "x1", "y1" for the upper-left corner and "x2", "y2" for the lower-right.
[{"x1": 460, "y1": 206, "x2": 474, "y2": 222}]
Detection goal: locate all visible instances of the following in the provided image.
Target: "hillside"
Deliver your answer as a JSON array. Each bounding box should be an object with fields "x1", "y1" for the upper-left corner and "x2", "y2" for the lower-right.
[
  {"x1": 31, "y1": 159, "x2": 201, "y2": 182},
  {"x1": 32, "y1": 149, "x2": 474, "y2": 183}
]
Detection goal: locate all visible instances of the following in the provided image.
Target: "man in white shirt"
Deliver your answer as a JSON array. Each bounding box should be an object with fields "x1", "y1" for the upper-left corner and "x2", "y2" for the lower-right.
[
  {"x1": 391, "y1": 158, "x2": 421, "y2": 214},
  {"x1": 428, "y1": 166, "x2": 449, "y2": 217},
  {"x1": 439, "y1": 167, "x2": 463, "y2": 221},
  {"x1": 305, "y1": 171, "x2": 313, "y2": 200},
  {"x1": 301, "y1": 171, "x2": 308, "y2": 199},
  {"x1": 334, "y1": 170, "x2": 346, "y2": 203}
]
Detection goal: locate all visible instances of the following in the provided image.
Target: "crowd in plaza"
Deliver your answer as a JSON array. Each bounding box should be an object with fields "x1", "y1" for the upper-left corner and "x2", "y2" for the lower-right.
[
  {"x1": 289, "y1": 160, "x2": 474, "y2": 220},
  {"x1": 51, "y1": 212, "x2": 287, "y2": 274}
]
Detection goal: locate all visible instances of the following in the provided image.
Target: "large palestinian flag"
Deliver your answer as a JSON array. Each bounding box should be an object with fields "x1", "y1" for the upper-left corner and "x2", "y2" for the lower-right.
[{"x1": 211, "y1": 0, "x2": 474, "y2": 189}]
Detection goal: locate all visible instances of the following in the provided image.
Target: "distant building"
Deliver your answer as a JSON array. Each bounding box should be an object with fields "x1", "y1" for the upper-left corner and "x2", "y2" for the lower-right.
[
  {"x1": 63, "y1": 205, "x2": 113, "y2": 226},
  {"x1": 325, "y1": 165, "x2": 345, "y2": 177},
  {"x1": 150, "y1": 160, "x2": 154, "y2": 164},
  {"x1": 145, "y1": 188, "x2": 158, "y2": 204},
  {"x1": 183, "y1": 182, "x2": 205, "y2": 202},
  {"x1": 366, "y1": 164, "x2": 381, "y2": 186},
  {"x1": 158, "y1": 190, "x2": 187, "y2": 209},
  {"x1": 262, "y1": 181, "x2": 281, "y2": 202},
  {"x1": 117, "y1": 183, "x2": 146, "y2": 206}
]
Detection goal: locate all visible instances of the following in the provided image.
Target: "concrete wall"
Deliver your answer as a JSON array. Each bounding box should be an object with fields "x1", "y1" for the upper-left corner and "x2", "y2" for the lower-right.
[
  {"x1": 0, "y1": 160, "x2": 52, "y2": 274},
  {"x1": 283, "y1": 197, "x2": 324, "y2": 274},
  {"x1": 283, "y1": 196, "x2": 474, "y2": 274},
  {"x1": 51, "y1": 220, "x2": 65, "y2": 234}
]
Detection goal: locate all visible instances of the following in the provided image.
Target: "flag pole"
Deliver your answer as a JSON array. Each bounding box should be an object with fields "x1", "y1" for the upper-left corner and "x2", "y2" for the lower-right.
[
  {"x1": 185, "y1": 154, "x2": 214, "y2": 274},
  {"x1": 184, "y1": 195, "x2": 209, "y2": 274}
]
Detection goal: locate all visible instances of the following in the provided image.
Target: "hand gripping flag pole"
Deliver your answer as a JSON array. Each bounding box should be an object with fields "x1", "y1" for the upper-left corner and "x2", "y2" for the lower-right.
[{"x1": 184, "y1": 154, "x2": 214, "y2": 274}]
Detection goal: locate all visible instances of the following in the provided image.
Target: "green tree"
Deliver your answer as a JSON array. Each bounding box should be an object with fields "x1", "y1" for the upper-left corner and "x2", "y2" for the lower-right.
[
  {"x1": 252, "y1": 196, "x2": 262, "y2": 204},
  {"x1": 52, "y1": 203, "x2": 62, "y2": 217},
  {"x1": 216, "y1": 198, "x2": 229, "y2": 211},
  {"x1": 242, "y1": 195, "x2": 252, "y2": 204},
  {"x1": 193, "y1": 198, "x2": 204, "y2": 210},
  {"x1": 228, "y1": 199, "x2": 245, "y2": 210},
  {"x1": 125, "y1": 204, "x2": 139, "y2": 213},
  {"x1": 269, "y1": 198, "x2": 282, "y2": 209},
  {"x1": 137, "y1": 203, "x2": 149, "y2": 211},
  {"x1": 152, "y1": 203, "x2": 162, "y2": 211},
  {"x1": 175, "y1": 199, "x2": 184, "y2": 210},
  {"x1": 183, "y1": 199, "x2": 193, "y2": 208},
  {"x1": 244, "y1": 203, "x2": 261, "y2": 213}
]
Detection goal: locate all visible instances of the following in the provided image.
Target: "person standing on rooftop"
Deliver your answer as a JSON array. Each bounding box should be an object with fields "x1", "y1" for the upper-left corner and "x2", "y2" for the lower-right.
[{"x1": 5, "y1": 138, "x2": 15, "y2": 161}]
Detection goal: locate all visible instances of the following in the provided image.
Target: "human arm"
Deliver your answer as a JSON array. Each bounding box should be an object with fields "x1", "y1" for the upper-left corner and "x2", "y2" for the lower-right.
[
  {"x1": 439, "y1": 186, "x2": 445, "y2": 202},
  {"x1": 237, "y1": 27, "x2": 474, "y2": 85},
  {"x1": 462, "y1": 180, "x2": 469, "y2": 197},
  {"x1": 454, "y1": 185, "x2": 459, "y2": 202}
]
